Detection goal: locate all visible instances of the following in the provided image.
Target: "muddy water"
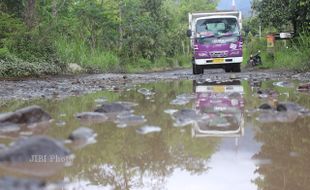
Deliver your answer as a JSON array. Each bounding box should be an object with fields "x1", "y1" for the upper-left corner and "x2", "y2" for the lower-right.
[{"x1": 0, "y1": 79, "x2": 309, "y2": 190}]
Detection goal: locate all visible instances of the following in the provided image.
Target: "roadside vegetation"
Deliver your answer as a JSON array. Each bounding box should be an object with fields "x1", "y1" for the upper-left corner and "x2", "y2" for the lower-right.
[
  {"x1": 0, "y1": 0, "x2": 217, "y2": 78},
  {"x1": 243, "y1": 0, "x2": 310, "y2": 71}
]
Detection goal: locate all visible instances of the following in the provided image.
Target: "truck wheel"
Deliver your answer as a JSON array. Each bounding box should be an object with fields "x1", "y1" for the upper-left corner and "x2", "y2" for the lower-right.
[
  {"x1": 193, "y1": 64, "x2": 203, "y2": 75},
  {"x1": 232, "y1": 64, "x2": 241, "y2": 72},
  {"x1": 224, "y1": 66, "x2": 232, "y2": 73}
]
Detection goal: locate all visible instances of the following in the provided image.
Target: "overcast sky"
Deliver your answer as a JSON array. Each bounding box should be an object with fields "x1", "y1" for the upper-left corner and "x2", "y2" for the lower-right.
[{"x1": 217, "y1": 0, "x2": 252, "y2": 16}]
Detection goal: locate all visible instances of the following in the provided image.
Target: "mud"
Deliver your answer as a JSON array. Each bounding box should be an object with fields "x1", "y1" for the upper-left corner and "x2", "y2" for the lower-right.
[
  {"x1": 0, "y1": 69, "x2": 309, "y2": 101},
  {"x1": 0, "y1": 69, "x2": 309, "y2": 190}
]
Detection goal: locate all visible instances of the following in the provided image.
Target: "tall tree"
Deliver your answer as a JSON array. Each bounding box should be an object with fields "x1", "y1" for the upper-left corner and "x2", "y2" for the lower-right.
[
  {"x1": 252, "y1": 0, "x2": 310, "y2": 33},
  {"x1": 24, "y1": 0, "x2": 37, "y2": 29}
]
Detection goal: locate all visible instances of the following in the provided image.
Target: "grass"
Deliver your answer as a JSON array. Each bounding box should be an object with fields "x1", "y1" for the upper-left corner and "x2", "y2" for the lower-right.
[
  {"x1": 55, "y1": 37, "x2": 120, "y2": 72},
  {"x1": 55, "y1": 37, "x2": 191, "y2": 74},
  {"x1": 124, "y1": 55, "x2": 191, "y2": 73},
  {"x1": 243, "y1": 33, "x2": 310, "y2": 71}
]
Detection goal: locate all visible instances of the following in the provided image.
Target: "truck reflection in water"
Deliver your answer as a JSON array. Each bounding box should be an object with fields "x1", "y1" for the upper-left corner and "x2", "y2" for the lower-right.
[{"x1": 192, "y1": 80, "x2": 245, "y2": 138}]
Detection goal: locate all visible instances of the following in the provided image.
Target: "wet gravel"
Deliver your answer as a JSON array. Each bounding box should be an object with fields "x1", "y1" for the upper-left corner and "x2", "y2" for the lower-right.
[
  {"x1": 0, "y1": 70, "x2": 309, "y2": 189},
  {"x1": 0, "y1": 69, "x2": 309, "y2": 101}
]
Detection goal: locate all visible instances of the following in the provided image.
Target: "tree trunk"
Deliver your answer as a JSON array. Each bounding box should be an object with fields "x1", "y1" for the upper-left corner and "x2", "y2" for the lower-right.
[
  {"x1": 24, "y1": 0, "x2": 37, "y2": 29},
  {"x1": 118, "y1": 1, "x2": 124, "y2": 51},
  {"x1": 52, "y1": 0, "x2": 57, "y2": 17},
  {"x1": 292, "y1": 18, "x2": 298, "y2": 35}
]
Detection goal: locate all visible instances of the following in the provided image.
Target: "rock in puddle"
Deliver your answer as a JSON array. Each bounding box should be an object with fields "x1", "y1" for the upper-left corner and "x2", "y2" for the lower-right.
[
  {"x1": 68, "y1": 127, "x2": 97, "y2": 149},
  {"x1": 75, "y1": 112, "x2": 108, "y2": 124},
  {"x1": 0, "y1": 123, "x2": 20, "y2": 134},
  {"x1": 172, "y1": 109, "x2": 201, "y2": 127},
  {"x1": 68, "y1": 127, "x2": 97, "y2": 141},
  {"x1": 170, "y1": 93, "x2": 195, "y2": 106},
  {"x1": 276, "y1": 104, "x2": 287, "y2": 112},
  {"x1": 164, "y1": 109, "x2": 178, "y2": 115},
  {"x1": 94, "y1": 97, "x2": 108, "y2": 104},
  {"x1": 273, "y1": 81, "x2": 295, "y2": 88},
  {"x1": 170, "y1": 98, "x2": 190, "y2": 106},
  {"x1": 0, "y1": 105, "x2": 52, "y2": 125},
  {"x1": 136, "y1": 125, "x2": 161, "y2": 135},
  {"x1": 257, "y1": 89, "x2": 278, "y2": 98},
  {"x1": 256, "y1": 111, "x2": 299, "y2": 123},
  {"x1": 137, "y1": 88, "x2": 155, "y2": 96},
  {"x1": 116, "y1": 113, "x2": 147, "y2": 128},
  {"x1": 0, "y1": 106, "x2": 52, "y2": 138},
  {"x1": 68, "y1": 127, "x2": 96, "y2": 141},
  {"x1": 283, "y1": 102, "x2": 310, "y2": 113},
  {"x1": 258, "y1": 102, "x2": 309, "y2": 114},
  {"x1": 298, "y1": 83, "x2": 310, "y2": 91},
  {"x1": 176, "y1": 93, "x2": 196, "y2": 100},
  {"x1": 259, "y1": 103, "x2": 272, "y2": 110},
  {"x1": 0, "y1": 176, "x2": 47, "y2": 190},
  {"x1": 95, "y1": 102, "x2": 133, "y2": 115},
  {"x1": 55, "y1": 120, "x2": 66, "y2": 127},
  {"x1": 0, "y1": 136, "x2": 72, "y2": 177},
  {"x1": 115, "y1": 101, "x2": 138, "y2": 108}
]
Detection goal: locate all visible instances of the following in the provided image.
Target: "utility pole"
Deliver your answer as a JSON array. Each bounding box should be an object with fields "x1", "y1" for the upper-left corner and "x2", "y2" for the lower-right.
[{"x1": 232, "y1": 0, "x2": 236, "y2": 10}]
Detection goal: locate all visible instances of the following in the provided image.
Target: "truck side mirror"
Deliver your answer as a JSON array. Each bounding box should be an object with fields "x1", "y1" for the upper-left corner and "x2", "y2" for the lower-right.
[{"x1": 186, "y1": 29, "x2": 192, "y2": 37}]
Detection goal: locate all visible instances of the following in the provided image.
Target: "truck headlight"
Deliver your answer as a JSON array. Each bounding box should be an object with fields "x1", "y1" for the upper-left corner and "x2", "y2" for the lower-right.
[{"x1": 197, "y1": 52, "x2": 209, "y2": 57}]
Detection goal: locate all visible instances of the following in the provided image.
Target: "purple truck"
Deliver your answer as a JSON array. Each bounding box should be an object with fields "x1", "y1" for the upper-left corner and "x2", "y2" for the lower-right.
[
  {"x1": 187, "y1": 11, "x2": 243, "y2": 75},
  {"x1": 192, "y1": 80, "x2": 244, "y2": 138}
]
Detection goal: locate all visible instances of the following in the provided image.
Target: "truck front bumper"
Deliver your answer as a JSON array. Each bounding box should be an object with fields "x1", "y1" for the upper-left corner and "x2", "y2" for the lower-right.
[{"x1": 194, "y1": 57, "x2": 243, "y2": 65}]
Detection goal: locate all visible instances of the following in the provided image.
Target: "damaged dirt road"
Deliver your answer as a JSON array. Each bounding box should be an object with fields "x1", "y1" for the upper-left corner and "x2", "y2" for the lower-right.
[
  {"x1": 0, "y1": 68, "x2": 310, "y2": 190},
  {"x1": 0, "y1": 69, "x2": 309, "y2": 101}
]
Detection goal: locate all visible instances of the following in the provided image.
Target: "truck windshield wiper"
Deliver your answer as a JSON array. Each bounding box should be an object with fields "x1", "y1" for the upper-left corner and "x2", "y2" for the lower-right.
[
  {"x1": 198, "y1": 34, "x2": 215, "y2": 39},
  {"x1": 217, "y1": 33, "x2": 234, "y2": 38}
]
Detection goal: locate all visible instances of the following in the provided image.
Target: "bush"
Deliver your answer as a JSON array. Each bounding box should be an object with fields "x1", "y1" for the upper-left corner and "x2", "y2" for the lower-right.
[
  {"x1": 244, "y1": 32, "x2": 310, "y2": 71},
  {"x1": 243, "y1": 37, "x2": 272, "y2": 66},
  {"x1": 271, "y1": 32, "x2": 310, "y2": 71},
  {"x1": 0, "y1": 47, "x2": 10, "y2": 59},
  {"x1": 55, "y1": 37, "x2": 120, "y2": 72},
  {"x1": 273, "y1": 49, "x2": 310, "y2": 71},
  {"x1": 0, "y1": 58, "x2": 62, "y2": 78}
]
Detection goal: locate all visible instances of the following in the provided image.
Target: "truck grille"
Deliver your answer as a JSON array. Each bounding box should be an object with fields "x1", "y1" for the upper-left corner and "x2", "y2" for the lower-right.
[{"x1": 210, "y1": 51, "x2": 228, "y2": 58}]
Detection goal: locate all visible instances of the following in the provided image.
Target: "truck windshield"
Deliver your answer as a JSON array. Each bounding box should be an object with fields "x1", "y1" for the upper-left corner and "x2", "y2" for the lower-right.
[{"x1": 196, "y1": 18, "x2": 240, "y2": 44}]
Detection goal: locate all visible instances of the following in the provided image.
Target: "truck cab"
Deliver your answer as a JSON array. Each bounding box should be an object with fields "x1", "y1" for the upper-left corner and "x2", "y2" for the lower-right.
[
  {"x1": 191, "y1": 80, "x2": 244, "y2": 138},
  {"x1": 188, "y1": 11, "x2": 243, "y2": 74}
]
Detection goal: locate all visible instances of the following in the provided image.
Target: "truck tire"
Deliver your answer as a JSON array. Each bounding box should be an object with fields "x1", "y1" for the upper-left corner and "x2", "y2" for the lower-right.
[
  {"x1": 193, "y1": 64, "x2": 203, "y2": 75},
  {"x1": 232, "y1": 64, "x2": 241, "y2": 72},
  {"x1": 224, "y1": 66, "x2": 232, "y2": 73}
]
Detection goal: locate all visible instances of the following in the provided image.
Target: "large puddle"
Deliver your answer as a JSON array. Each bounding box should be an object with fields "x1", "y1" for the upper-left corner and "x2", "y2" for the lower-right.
[{"x1": 0, "y1": 79, "x2": 310, "y2": 190}]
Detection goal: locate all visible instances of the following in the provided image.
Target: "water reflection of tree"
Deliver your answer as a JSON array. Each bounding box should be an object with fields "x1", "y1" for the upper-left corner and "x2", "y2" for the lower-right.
[
  {"x1": 59, "y1": 80, "x2": 219, "y2": 189},
  {"x1": 253, "y1": 117, "x2": 310, "y2": 190},
  {"x1": 0, "y1": 80, "x2": 219, "y2": 189},
  {"x1": 68, "y1": 126, "x2": 218, "y2": 189}
]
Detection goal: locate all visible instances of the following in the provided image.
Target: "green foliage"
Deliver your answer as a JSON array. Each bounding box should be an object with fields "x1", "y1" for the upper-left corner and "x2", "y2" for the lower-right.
[
  {"x1": 55, "y1": 37, "x2": 120, "y2": 72},
  {"x1": 252, "y1": 0, "x2": 310, "y2": 33},
  {"x1": 0, "y1": 0, "x2": 24, "y2": 18},
  {"x1": 0, "y1": 12, "x2": 25, "y2": 48},
  {"x1": 273, "y1": 33, "x2": 310, "y2": 71},
  {"x1": 243, "y1": 37, "x2": 272, "y2": 67},
  {"x1": 243, "y1": 17, "x2": 260, "y2": 37},
  {"x1": 244, "y1": 32, "x2": 310, "y2": 71},
  {"x1": 0, "y1": 58, "x2": 61, "y2": 78},
  {"x1": 0, "y1": 47, "x2": 10, "y2": 59},
  {"x1": 0, "y1": 0, "x2": 218, "y2": 77}
]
